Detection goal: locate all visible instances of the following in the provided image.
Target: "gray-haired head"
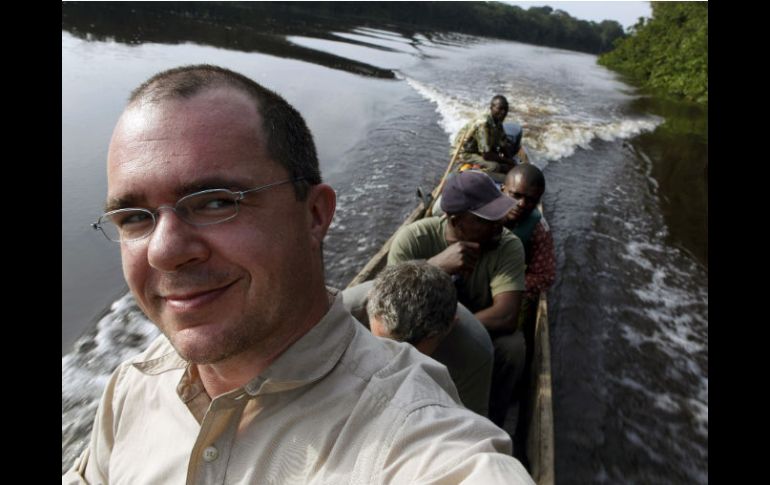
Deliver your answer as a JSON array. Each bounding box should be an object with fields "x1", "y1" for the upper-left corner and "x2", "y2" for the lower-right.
[
  {"x1": 366, "y1": 261, "x2": 457, "y2": 345},
  {"x1": 128, "y1": 64, "x2": 321, "y2": 200}
]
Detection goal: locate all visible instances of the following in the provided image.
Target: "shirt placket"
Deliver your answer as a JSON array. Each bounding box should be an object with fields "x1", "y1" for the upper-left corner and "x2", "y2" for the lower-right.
[{"x1": 186, "y1": 391, "x2": 252, "y2": 485}]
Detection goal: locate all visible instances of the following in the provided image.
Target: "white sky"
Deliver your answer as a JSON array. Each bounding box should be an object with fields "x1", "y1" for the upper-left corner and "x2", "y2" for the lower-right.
[{"x1": 504, "y1": 1, "x2": 653, "y2": 29}]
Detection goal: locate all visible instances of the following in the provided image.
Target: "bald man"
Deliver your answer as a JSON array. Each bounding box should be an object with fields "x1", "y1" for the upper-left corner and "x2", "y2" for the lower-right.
[{"x1": 66, "y1": 64, "x2": 534, "y2": 484}]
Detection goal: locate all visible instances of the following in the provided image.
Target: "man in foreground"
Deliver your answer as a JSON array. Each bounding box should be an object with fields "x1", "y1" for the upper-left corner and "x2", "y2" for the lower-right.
[{"x1": 63, "y1": 65, "x2": 533, "y2": 484}]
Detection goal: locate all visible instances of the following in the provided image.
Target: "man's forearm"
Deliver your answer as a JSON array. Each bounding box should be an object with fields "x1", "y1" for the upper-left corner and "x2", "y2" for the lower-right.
[
  {"x1": 475, "y1": 309, "x2": 517, "y2": 333},
  {"x1": 474, "y1": 292, "x2": 522, "y2": 334}
]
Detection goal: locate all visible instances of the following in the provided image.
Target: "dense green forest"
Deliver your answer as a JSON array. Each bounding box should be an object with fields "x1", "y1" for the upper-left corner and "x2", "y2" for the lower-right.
[
  {"x1": 598, "y1": 2, "x2": 707, "y2": 105},
  {"x1": 62, "y1": 1, "x2": 625, "y2": 55}
]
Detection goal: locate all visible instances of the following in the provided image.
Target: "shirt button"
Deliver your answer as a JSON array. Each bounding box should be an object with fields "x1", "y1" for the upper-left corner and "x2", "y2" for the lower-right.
[{"x1": 203, "y1": 446, "x2": 219, "y2": 462}]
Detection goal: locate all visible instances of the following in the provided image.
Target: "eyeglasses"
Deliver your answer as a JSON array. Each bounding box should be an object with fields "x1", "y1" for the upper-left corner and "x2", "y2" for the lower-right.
[{"x1": 92, "y1": 178, "x2": 304, "y2": 243}]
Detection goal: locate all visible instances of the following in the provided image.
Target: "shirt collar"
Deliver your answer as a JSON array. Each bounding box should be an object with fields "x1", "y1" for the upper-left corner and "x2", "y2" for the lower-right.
[
  {"x1": 132, "y1": 288, "x2": 356, "y2": 396},
  {"x1": 244, "y1": 290, "x2": 355, "y2": 395}
]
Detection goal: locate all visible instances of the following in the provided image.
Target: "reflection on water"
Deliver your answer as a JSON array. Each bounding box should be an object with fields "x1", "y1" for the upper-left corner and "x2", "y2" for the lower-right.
[
  {"x1": 629, "y1": 96, "x2": 708, "y2": 267},
  {"x1": 62, "y1": 2, "x2": 396, "y2": 79}
]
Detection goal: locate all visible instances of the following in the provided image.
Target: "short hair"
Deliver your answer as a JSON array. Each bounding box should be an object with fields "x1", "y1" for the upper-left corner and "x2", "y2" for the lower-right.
[
  {"x1": 367, "y1": 261, "x2": 457, "y2": 345},
  {"x1": 507, "y1": 163, "x2": 546, "y2": 191},
  {"x1": 128, "y1": 64, "x2": 321, "y2": 200},
  {"x1": 491, "y1": 95, "x2": 509, "y2": 108}
]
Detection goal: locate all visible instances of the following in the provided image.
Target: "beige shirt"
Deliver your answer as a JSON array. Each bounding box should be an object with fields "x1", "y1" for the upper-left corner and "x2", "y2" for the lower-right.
[{"x1": 63, "y1": 291, "x2": 533, "y2": 484}]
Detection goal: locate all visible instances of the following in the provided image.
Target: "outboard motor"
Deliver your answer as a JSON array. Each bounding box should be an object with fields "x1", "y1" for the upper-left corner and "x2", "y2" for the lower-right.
[{"x1": 503, "y1": 122, "x2": 523, "y2": 155}]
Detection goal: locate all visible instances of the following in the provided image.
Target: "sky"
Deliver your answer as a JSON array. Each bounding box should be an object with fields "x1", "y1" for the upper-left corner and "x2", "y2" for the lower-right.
[{"x1": 505, "y1": 1, "x2": 653, "y2": 29}]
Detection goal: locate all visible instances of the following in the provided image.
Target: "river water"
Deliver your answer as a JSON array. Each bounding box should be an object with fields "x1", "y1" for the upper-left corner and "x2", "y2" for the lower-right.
[{"x1": 62, "y1": 13, "x2": 707, "y2": 483}]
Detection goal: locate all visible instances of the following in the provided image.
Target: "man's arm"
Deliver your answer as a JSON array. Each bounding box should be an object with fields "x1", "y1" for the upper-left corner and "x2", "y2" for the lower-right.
[
  {"x1": 482, "y1": 150, "x2": 517, "y2": 167},
  {"x1": 427, "y1": 241, "x2": 480, "y2": 278},
  {"x1": 388, "y1": 226, "x2": 424, "y2": 265},
  {"x1": 474, "y1": 290, "x2": 522, "y2": 334},
  {"x1": 475, "y1": 232, "x2": 526, "y2": 333},
  {"x1": 525, "y1": 220, "x2": 556, "y2": 299},
  {"x1": 382, "y1": 403, "x2": 535, "y2": 484},
  {"x1": 481, "y1": 122, "x2": 516, "y2": 166}
]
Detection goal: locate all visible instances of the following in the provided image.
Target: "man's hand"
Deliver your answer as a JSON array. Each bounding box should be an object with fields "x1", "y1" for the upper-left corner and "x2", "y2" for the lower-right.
[
  {"x1": 482, "y1": 151, "x2": 516, "y2": 166},
  {"x1": 428, "y1": 241, "x2": 480, "y2": 277}
]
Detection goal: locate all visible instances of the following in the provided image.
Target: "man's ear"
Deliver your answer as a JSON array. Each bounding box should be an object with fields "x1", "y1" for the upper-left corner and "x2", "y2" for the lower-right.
[{"x1": 306, "y1": 183, "x2": 336, "y2": 246}]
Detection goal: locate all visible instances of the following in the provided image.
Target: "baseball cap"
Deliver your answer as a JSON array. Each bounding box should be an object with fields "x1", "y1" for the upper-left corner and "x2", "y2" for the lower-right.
[{"x1": 439, "y1": 170, "x2": 514, "y2": 221}]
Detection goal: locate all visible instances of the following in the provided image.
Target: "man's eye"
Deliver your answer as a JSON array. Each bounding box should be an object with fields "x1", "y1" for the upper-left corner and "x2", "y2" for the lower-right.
[
  {"x1": 201, "y1": 199, "x2": 236, "y2": 210},
  {"x1": 114, "y1": 211, "x2": 151, "y2": 228}
]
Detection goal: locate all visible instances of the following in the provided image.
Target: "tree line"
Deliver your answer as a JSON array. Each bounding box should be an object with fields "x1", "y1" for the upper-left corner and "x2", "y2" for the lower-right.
[{"x1": 598, "y1": 2, "x2": 708, "y2": 105}]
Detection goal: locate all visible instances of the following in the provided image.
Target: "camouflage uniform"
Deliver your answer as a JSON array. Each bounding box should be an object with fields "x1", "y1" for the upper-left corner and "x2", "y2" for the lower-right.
[{"x1": 452, "y1": 115, "x2": 510, "y2": 179}]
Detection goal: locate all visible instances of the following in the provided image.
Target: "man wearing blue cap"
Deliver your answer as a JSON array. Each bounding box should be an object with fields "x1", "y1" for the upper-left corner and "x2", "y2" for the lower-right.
[{"x1": 388, "y1": 170, "x2": 527, "y2": 430}]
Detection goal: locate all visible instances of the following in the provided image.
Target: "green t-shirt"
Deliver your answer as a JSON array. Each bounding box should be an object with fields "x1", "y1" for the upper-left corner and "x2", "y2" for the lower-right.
[{"x1": 387, "y1": 216, "x2": 525, "y2": 313}]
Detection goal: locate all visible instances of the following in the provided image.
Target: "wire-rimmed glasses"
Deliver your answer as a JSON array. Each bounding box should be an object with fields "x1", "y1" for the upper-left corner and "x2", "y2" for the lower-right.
[{"x1": 92, "y1": 178, "x2": 304, "y2": 243}]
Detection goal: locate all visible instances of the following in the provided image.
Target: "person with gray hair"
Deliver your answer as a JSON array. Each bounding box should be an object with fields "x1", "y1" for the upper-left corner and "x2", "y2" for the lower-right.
[
  {"x1": 360, "y1": 262, "x2": 494, "y2": 417},
  {"x1": 342, "y1": 261, "x2": 494, "y2": 417},
  {"x1": 367, "y1": 261, "x2": 457, "y2": 354},
  {"x1": 66, "y1": 64, "x2": 533, "y2": 484}
]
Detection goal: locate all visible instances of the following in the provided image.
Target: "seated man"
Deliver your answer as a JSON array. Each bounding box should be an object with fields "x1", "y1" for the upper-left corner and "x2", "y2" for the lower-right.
[
  {"x1": 342, "y1": 262, "x2": 494, "y2": 417},
  {"x1": 502, "y1": 163, "x2": 556, "y2": 333},
  {"x1": 501, "y1": 163, "x2": 556, "y2": 463},
  {"x1": 453, "y1": 95, "x2": 519, "y2": 182},
  {"x1": 388, "y1": 170, "x2": 527, "y2": 429}
]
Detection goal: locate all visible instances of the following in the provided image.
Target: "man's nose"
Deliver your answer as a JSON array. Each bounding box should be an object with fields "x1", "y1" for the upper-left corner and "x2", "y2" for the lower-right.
[{"x1": 146, "y1": 209, "x2": 209, "y2": 272}]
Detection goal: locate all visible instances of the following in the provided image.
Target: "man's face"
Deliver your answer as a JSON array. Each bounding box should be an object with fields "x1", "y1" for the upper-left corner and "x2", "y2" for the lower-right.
[
  {"x1": 453, "y1": 212, "x2": 503, "y2": 249},
  {"x1": 106, "y1": 88, "x2": 328, "y2": 364},
  {"x1": 503, "y1": 174, "x2": 544, "y2": 222},
  {"x1": 490, "y1": 99, "x2": 508, "y2": 123}
]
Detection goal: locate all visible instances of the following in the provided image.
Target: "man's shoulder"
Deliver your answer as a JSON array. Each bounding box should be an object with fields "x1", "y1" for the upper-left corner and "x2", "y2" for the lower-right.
[
  {"x1": 498, "y1": 229, "x2": 525, "y2": 254},
  {"x1": 394, "y1": 217, "x2": 444, "y2": 245},
  {"x1": 460, "y1": 116, "x2": 486, "y2": 130},
  {"x1": 407, "y1": 216, "x2": 443, "y2": 231},
  {"x1": 337, "y1": 328, "x2": 534, "y2": 483},
  {"x1": 342, "y1": 325, "x2": 462, "y2": 410},
  {"x1": 537, "y1": 215, "x2": 551, "y2": 233},
  {"x1": 432, "y1": 305, "x2": 493, "y2": 373}
]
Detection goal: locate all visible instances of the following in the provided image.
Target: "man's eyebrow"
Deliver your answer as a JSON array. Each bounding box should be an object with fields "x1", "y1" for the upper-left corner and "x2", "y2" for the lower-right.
[
  {"x1": 103, "y1": 177, "x2": 255, "y2": 212},
  {"x1": 175, "y1": 177, "x2": 253, "y2": 197},
  {"x1": 104, "y1": 195, "x2": 142, "y2": 213}
]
